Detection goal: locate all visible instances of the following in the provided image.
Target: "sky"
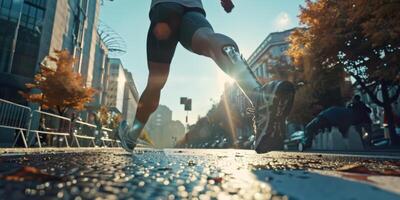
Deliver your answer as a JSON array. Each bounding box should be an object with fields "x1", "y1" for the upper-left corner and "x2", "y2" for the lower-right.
[{"x1": 100, "y1": 0, "x2": 305, "y2": 125}]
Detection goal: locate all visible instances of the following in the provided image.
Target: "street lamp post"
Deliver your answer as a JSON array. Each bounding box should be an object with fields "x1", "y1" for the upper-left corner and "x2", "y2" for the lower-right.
[{"x1": 7, "y1": 0, "x2": 24, "y2": 73}]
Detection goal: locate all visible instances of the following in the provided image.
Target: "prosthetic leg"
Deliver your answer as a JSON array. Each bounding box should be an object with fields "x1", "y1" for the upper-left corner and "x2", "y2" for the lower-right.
[
  {"x1": 221, "y1": 45, "x2": 295, "y2": 153},
  {"x1": 191, "y1": 30, "x2": 262, "y2": 103},
  {"x1": 221, "y1": 45, "x2": 261, "y2": 103}
]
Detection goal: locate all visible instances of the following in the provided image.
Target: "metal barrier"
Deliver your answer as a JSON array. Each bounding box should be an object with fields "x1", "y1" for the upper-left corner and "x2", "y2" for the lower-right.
[
  {"x1": 72, "y1": 120, "x2": 97, "y2": 147},
  {"x1": 101, "y1": 127, "x2": 120, "y2": 147},
  {"x1": 0, "y1": 98, "x2": 120, "y2": 148},
  {"x1": 0, "y1": 99, "x2": 32, "y2": 148},
  {"x1": 311, "y1": 127, "x2": 364, "y2": 151},
  {"x1": 31, "y1": 110, "x2": 72, "y2": 148}
]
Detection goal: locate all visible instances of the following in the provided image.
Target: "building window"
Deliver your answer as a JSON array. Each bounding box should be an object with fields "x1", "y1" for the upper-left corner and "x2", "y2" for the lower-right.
[
  {"x1": 0, "y1": 0, "x2": 47, "y2": 77},
  {"x1": 71, "y1": 0, "x2": 88, "y2": 47},
  {"x1": 19, "y1": 0, "x2": 46, "y2": 31},
  {"x1": 1, "y1": 0, "x2": 12, "y2": 9},
  {"x1": 73, "y1": 10, "x2": 85, "y2": 46}
]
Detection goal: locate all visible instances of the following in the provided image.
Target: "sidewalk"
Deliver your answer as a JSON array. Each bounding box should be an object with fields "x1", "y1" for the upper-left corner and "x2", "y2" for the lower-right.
[
  {"x1": 0, "y1": 146, "x2": 147, "y2": 156},
  {"x1": 1, "y1": 148, "x2": 399, "y2": 199}
]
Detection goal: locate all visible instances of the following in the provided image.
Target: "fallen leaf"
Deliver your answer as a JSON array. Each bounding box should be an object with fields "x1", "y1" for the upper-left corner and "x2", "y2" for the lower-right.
[
  {"x1": 336, "y1": 164, "x2": 400, "y2": 177},
  {"x1": 342, "y1": 173, "x2": 374, "y2": 183},
  {"x1": 336, "y1": 164, "x2": 376, "y2": 175},
  {"x1": 0, "y1": 166, "x2": 63, "y2": 182},
  {"x1": 381, "y1": 169, "x2": 400, "y2": 176},
  {"x1": 207, "y1": 177, "x2": 223, "y2": 184}
]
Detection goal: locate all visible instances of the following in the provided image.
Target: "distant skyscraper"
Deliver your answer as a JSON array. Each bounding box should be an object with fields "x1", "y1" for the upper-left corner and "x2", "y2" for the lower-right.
[
  {"x1": 106, "y1": 58, "x2": 127, "y2": 113},
  {"x1": 145, "y1": 105, "x2": 185, "y2": 148},
  {"x1": 105, "y1": 58, "x2": 139, "y2": 122},
  {"x1": 122, "y1": 69, "x2": 139, "y2": 123}
]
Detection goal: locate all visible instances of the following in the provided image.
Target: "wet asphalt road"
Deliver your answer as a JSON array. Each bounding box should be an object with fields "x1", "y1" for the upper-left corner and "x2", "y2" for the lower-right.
[{"x1": 0, "y1": 148, "x2": 400, "y2": 200}]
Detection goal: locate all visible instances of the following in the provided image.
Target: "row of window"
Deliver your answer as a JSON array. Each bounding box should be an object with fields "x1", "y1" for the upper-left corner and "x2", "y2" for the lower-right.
[
  {"x1": 0, "y1": 0, "x2": 22, "y2": 21},
  {"x1": 0, "y1": 0, "x2": 45, "y2": 10},
  {"x1": 0, "y1": 0, "x2": 15, "y2": 9},
  {"x1": 25, "y1": 0, "x2": 46, "y2": 8},
  {"x1": 0, "y1": 0, "x2": 46, "y2": 31},
  {"x1": 21, "y1": 1, "x2": 45, "y2": 30}
]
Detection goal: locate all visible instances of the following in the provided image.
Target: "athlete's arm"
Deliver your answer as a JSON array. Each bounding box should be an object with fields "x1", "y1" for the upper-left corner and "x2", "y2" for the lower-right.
[{"x1": 221, "y1": 0, "x2": 234, "y2": 13}]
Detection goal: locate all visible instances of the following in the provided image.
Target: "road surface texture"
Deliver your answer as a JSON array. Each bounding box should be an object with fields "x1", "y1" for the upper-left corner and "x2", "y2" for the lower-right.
[{"x1": 0, "y1": 148, "x2": 400, "y2": 200}]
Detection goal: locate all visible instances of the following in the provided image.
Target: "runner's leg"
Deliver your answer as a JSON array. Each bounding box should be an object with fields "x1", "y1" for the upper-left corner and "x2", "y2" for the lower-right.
[
  {"x1": 179, "y1": 11, "x2": 261, "y2": 104},
  {"x1": 119, "y1": 3, "x2": 183, "y2": 152},
  {"x1": 135, "y1": 3, "x2": 183, "y2": 124}
]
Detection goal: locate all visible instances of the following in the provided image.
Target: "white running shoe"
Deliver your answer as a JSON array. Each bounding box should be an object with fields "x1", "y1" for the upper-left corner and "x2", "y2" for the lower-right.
[{"x1": 118, "y1": 120, "x2": 143, "y2": 152}]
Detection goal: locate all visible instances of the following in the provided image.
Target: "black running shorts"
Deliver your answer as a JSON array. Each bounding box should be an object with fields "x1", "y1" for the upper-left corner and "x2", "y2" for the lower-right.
[{"x1": 147, "y1": 2, "x2": 213, "y2": 64}]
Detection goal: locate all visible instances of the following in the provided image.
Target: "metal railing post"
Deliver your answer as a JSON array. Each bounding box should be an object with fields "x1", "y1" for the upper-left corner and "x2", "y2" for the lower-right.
[
  {"x1": 12, "y1": 131, "x2": 21, "y2": 147},
  {"x1": 20, "y1": 130, "x2": 28, "y2": 148},
  {"x1": 26, "y1": 110, "x2": 33, "y2": 147},
  {"x1": 35, "y1": 131, "x2": 42, "y2": 148}
]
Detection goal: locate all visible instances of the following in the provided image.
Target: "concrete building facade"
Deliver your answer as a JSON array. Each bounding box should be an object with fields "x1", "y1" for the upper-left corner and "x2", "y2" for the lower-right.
[
  {"x1": 91, "y1": 32, "x2": 109, "y2": 108},
  {"x1": 247, "y1": 28, "x2": 295, "y2": 83},
  {"x1": 78, "y1": 0, "x2": 100, "y2": 87},
  {"x1": 0, "y1": 0, "x2": 101, "y2": 103}
]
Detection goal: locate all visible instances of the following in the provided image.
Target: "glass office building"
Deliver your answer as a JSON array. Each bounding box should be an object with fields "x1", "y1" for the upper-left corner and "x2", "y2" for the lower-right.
[
  {"x1": 0, "y1": 0, "x2": 98, "y2": 103},
  {"x1": 0, "y1": 0, "x2": 46, "y2": 77}
]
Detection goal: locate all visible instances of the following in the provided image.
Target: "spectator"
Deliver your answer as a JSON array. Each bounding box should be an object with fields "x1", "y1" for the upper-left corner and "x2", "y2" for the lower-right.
[{"x1": 347, "y1": 95, "x2": 372, "y2": 124}]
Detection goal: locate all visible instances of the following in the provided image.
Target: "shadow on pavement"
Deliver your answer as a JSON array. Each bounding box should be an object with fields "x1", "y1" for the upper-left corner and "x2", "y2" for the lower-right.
[{"x1": 253, "y1": 169, "x2": 400, "y2": 200}]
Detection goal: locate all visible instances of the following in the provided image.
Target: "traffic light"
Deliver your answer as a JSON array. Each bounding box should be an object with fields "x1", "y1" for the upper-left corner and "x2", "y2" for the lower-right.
[
  {"x1": 180, "y1": 97, "x2": 188, "y2": 105},
  {"x1": 184, "y1": 99, "x2": 192, "y2": 111}
]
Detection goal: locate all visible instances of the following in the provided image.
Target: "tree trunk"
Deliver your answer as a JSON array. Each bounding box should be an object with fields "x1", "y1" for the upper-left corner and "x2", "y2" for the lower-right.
[{"x1": 381, "y1": 82, "x2": 400, "y2": 146}]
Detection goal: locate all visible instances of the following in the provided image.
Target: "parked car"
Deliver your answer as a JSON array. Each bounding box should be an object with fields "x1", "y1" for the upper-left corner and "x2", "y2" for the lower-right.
[
  {"x1": 211, "y1": 139, "x2": 220, "y2": 148},
  {"x1": 284, "y1": 131, "x2": 306, "y2": 152},
  {"x1": 242, "y1": 135, "x2": 255, "y2": 149},
  {"x1": 218, "y1": 138, "x2": 228, "y2": 148},
  {"x1": 201, "y1": 142, "x2": 209, "y2": 148}
]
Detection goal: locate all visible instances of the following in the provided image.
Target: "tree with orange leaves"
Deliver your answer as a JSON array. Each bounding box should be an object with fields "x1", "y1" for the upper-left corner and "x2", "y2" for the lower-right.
[
  {"x1": 20, "y1": 50, "x2": 96, "y2": 116},
  {"x1": 109, "y1": 113, "x2": 122, "y2": 130},
  {"x1": 288, "y1": 0, "x2": 400, "y2": 144},
  {"x1": 98, "y1": 106, "x2": 110, "y2": 126}
]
